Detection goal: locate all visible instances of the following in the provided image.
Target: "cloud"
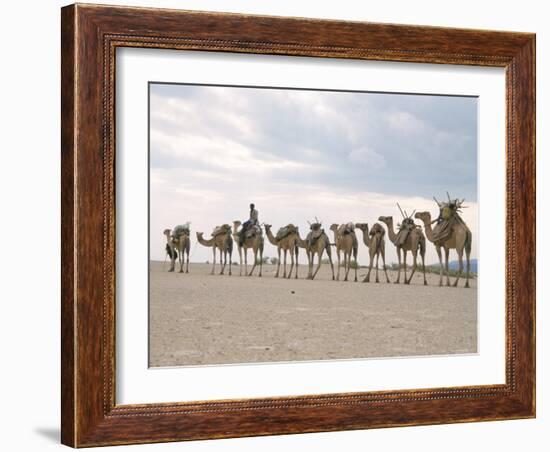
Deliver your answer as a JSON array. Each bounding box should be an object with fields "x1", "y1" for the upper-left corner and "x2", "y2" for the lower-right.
[
  {"x1": 348, "y1": 146, "x2": 385, "y2": 169},
  {"x1": 149, "y1": 83, "x2": 478, "y2": 264},
  {"x1": 385, "y1": 111, "x2": 426, "y2": 133}
]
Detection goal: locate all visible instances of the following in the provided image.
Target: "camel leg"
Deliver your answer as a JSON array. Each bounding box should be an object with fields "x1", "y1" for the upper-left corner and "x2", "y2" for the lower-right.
[
  {"x1": 465, "y1": 247, "x2": 471, "y2": 288},
  {"x1": 295, "y1": 246, "x2": 299, "y2": 279},
  {"x1": 380, "y1": 244, "x2": 390, "y2": 283},
  {"x1": 354, "y1": 248, "x2": 358, "y2": 282},
  {"x1": 237, "y1": 247, "x2": 243, "y2": 276},
  {"x1": 259, "y1": 245, "x2": 263, "y2": 277},
  {"x1": 248, "y1": 248, "x2": 257, "y2": 277},
  {"x1": 326, "y1": 245, "x2": 335, "y2": 280},
  {"x1": 185, "y1": 249, "x2": 190, "y2": 273},
  {"x1": 288, "y1": 248, "x2": 294, "y2": 279},
  {"x1": 453, "y1": 248, "x2": 464, "y2": 287},
  {"x1": 244, "y1": 249, "x2": 248, "y2": 276},
  {"x1": 275, "y1": 248, "x2": 281, "y2": 278},
  {"x1": 395, "y1": 248, "x2": 401, "y2": 283},
  {"x1": 210, "y1": 248, "x2": 216, "y2": 275},
  {"x1": 228, "y1": 249, "x2": 232, "y2": 276},
  {"x1": 435, "y1": 246, "x2": 443, "y2": 286},
  {"x1": 421, "y1": 251, "x2": 427, "y2": 285},
  {"x1": 407, "y1": 250, "x2": 417, "y2": 285},
  {"x1": 169, "y1": 255, "x2": 175, "y2": 272},
  {"x1": 444, "y1": 248, "x2": 451, "y2": 286},
  {"x1": 283, "y1": 249, "x2": 287, "y2": 278},
  {"x1": 364, "y1": 251, "x2": 374, "y2": 283},
  {"x1": 182, "y1": 250, "x2": 186, "y2": 273},
  {"x1": 344, "y1": 252, "x2": 349, "y2": 282},
  {"x1": 307, "y1": 251, "x2": 312, "y2": 279},
  {"x1": 219, "y1": 247, "x2": 225, "y2": 275},
  {"x1": 335, "y1": 249, "x2": 341, "y2": 281},
  {"x1": 312, "y1": 250, "x2": 323, "y2": 280},
  {"x1": 375, "y1": 253, "x2": 380, "y2": 283},
  {"x1": 403, "y1": 250, "x2": 408, "y2": 284},
  {"x1": 344, "y1": 252, "x2": 349, "y2": 281},
  {"x1": 168, "y1": 245, "x2": 175, "y2": 272},
  {"x1": 180, "y1": 248, "x2": 185, "y2": 273},
  {"x1": 344, "y1": 252, "x2": 351, "y2": 281}
]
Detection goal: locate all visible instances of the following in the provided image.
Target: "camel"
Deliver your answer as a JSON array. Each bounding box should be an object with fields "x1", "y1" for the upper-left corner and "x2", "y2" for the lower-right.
[
  {"x1": 378, "y1": 211, "x2": 427, "y2": 285},
  {"x1": 264, "y1": 224, "x2": 299, "y2": 279},
  {"x1": 163, "y1": 226, "x2": 190, "y2": 273},
  {"x1": 195, "y1": 225, "x2": 233, "y2": 276},
  {"x1": 415, "y1": 196, "x2": 472, "y2": 288},
  {"x1": 355, "y1": 222, "x2": 390, "y2": 283},
  {"x1": 232, "y1": 221, "x2": 264, "y2": 277},
  {"x1": 329, "y1": 223, "x2": 358, "y2": 282},
  {"x1": 295, "y1": 221, "x2": 335, "y2": 281}
]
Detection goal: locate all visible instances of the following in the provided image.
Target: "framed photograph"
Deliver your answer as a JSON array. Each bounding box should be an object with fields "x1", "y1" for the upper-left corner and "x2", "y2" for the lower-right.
[{"x1": 61, "y1": 4, "x2": 535, "y2": 447}]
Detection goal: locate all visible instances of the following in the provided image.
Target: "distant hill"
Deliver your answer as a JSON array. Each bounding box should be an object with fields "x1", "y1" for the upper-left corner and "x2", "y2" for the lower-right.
[{"x1": 448, "y1": 259, "x2": 478, "y2": 273}]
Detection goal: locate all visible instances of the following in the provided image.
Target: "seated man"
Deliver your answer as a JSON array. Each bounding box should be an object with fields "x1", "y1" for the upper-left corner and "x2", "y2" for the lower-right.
[{"x1": 240, "y1": 203, "x2": 259, "y2": 246}]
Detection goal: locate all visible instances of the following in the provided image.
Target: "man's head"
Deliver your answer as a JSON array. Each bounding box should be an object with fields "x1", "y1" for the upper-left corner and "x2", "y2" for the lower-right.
[{"x1": 250, "y1": 203, "x2": 255, "y2": 209}]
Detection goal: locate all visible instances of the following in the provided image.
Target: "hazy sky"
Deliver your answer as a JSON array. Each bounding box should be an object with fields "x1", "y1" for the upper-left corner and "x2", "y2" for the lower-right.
[{"x1": 149, "y1": 83, "x2": 478, "y2": 265}]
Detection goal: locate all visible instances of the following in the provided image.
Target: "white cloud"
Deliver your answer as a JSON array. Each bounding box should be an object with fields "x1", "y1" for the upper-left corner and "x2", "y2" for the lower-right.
[
  {"x1": 149, "y1": 84, "x2": 478, "y2": 267},
  {"x1": 348, "y1": 146, "x2": 385, "y2": 169},
  {"x1": 385, "y1": 111, "x2": 427, "y2": 133},
  {"x1": 151, "y1": 179, "x2": 478, "y2": 266}
]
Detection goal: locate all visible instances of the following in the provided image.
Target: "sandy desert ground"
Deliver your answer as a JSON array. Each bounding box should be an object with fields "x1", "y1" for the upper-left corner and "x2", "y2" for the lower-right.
[{"x1": 149, "y1": 261, "x2": 477, "y2": 367}]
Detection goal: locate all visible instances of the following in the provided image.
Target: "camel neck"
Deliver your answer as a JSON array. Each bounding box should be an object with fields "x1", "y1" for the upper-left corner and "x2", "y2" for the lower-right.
[
  {"x1": 359, "y1": 229, "x2": 371, "y2": 246},
  {"x1": 421, "y1": 217, "x2": 435, "y2": 242},
  {"x1": 385, "y1": 220, "x2": 399, "y2": 244},
  {"x1": 265, "y1": 227, "x2": 278, "y2": 246}
]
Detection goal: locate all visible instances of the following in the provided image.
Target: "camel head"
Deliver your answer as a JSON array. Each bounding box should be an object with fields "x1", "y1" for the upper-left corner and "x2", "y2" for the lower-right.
[
  {"x1": 231, "y1": 220, "x2": 242, "y2": 235},
  {"x1": 163, "y1": 229, "x2": 173, "y2": 243},
  {"x1": 378, "y1": 216, "x2": 392, "y2": 225},
  {"x1": 414, "y1": 211, "x2": 432, "y2": 224},
  {"x1": 264, "y1": 224, "x2": 272, "y2": 231},
  {"x1": 329, "y1": 223, "x2": 339, "y2": 232},
  {"x1": 354, "y1": 223, "x2": 369, "y2": 232},
  {"x1": 196, "y1": 231, "x2": 204, "y2": 239}
]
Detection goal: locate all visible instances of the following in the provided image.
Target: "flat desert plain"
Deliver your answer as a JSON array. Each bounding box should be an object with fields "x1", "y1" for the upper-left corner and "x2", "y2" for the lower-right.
[{"x1": 149, "y1": 261, "x2": 477, "y2": 367}]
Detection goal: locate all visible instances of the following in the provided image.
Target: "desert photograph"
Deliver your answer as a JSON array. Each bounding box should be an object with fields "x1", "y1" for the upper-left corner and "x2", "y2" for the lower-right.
[{"x1": 148, "y1": 82, "x2": 478, "y2": 367}]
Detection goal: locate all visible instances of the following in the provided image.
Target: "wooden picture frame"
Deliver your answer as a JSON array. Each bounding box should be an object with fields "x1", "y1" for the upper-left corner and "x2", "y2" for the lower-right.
[{"x1": 61, "y1": 3, "x2": 535, "y2": 447}]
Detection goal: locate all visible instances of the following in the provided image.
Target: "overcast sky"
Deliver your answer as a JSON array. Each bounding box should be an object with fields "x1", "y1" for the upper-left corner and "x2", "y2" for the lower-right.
[{"x1": 149, "y1": 83, "x2": 478, "y2": 265}]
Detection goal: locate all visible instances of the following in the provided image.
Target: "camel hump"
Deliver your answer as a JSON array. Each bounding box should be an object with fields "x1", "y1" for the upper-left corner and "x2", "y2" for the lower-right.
[
  {"x1": 276, "y1": 224, "x2": 296, "y2": 241},
  {"x1": 243, "y1": 224, "x2": 262, "y2": 240},
  {"x1": 212, "y1": 224, "x2": 231, "y2": 237},
  {"x1": 369, "y1": 223, "x2": 385, "y2": 236},
  {"x1": 172, "y1": 223, "x2": 190, "y2": 237},
  {"x1": 337, "y1": 222, "x2": 355, "y2": 235}
]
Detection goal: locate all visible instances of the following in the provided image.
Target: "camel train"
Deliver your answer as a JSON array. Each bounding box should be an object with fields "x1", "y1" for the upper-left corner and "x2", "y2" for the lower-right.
[{"x1": 162, "y1": 194, "x2": 472, "y2": 287}]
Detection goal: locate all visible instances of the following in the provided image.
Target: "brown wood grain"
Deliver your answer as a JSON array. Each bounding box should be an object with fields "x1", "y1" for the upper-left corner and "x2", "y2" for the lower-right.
[{"x1": 61, "y1": 3, "x2": 535, "y2": 447}]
